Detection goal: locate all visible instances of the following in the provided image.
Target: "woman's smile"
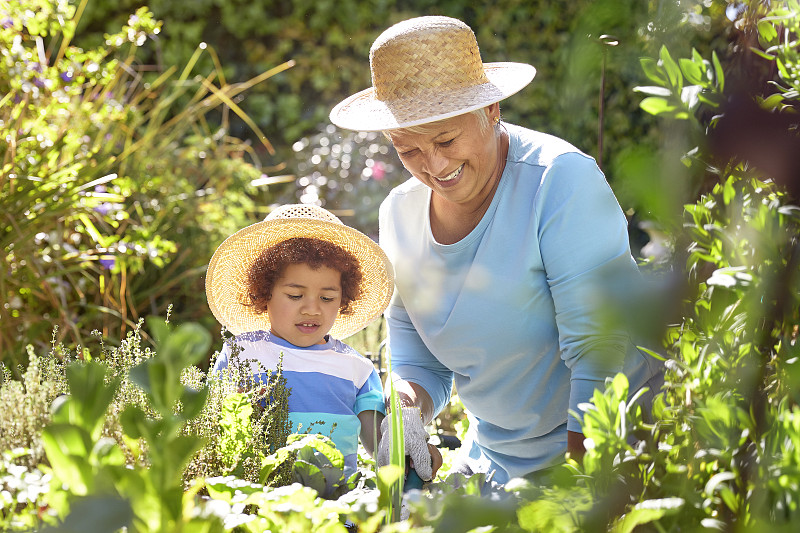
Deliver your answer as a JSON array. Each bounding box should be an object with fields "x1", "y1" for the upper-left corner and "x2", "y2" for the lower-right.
[{"x1": 435, "y1": 164, "x2": 464, "y2": 183}]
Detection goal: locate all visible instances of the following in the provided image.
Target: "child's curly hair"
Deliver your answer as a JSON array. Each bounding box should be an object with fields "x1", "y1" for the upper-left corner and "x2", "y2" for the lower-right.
[{"x1": 245, "y1": 237, "x2": 363, "y2": 316}]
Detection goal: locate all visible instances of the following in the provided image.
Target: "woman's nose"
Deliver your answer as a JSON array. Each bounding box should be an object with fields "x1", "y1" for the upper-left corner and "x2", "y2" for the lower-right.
[{"x1": 423, "y1": 150, "x2": 449, "y2": 177}]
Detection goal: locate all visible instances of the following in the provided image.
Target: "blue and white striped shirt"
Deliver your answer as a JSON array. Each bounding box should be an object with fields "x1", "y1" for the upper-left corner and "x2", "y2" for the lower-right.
[{"x1": 213, "y1": 330, "x2": 386, "y2": 473}]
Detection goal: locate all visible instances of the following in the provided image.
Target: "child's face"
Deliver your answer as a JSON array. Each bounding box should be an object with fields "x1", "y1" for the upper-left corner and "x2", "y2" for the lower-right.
[{"x1": 266, "y1": 262, "x2": 343, "y2": 347}]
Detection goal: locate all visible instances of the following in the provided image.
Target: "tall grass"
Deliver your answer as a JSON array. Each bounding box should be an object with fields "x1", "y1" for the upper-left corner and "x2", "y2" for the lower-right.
[{"x1": 1, "y1": 1, "x2": 294, "y2": 370}]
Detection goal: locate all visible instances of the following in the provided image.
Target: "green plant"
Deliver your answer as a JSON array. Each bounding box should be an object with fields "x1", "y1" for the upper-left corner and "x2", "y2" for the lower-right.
[
  {"x1": 0, "y1": 448, "x2": 54, "y2": 530},
  {"x1": 39, "y1": 317, "x2": 224, "y2": 532},
  {"x1": 1, "y1": 0, "x2": 290, "y2": 366},
  {"x1": 507, "y1": 2, "x2": 800, "y2": 531},
  {"x1": 0, "y1": 343, "x2": 71, "y2": 470}
]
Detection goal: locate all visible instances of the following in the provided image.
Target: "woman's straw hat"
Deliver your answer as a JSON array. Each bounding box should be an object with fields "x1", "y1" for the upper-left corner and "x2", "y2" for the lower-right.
[
  {"x1": 206, "y1": 204, "x2": 394, "y2": 339},
  {"x1": 330, "y1": 16, "x2": 536, "y2": 131}
]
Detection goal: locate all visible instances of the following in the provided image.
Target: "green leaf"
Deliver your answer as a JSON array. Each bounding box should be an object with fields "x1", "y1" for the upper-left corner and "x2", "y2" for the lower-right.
[
  {"x1": 722, "y1": 177, "x2": 735, "y2": 205},
  {"x1": 659, "y1": 46, "x2": 682, "y2": 91},
  {"x1": 611, "y1": 373, "x2": 629, "y2": 401},
  {"x1": 159, "y1": 322, "x2": 212, "y2": 368},
  {"x1": 759, "y1": 92, "x2": 785, "y2": 111},
  {"x1": 613, "y1": 498, "x2": 684, "y2": 533},
  {"x1": 41, "y1": 424, "x2": 94, "y2": 495},
  {"x1": 293, "y1": 455, "x2": 327, "y2": 495},
  {"x1": 639, "y1": 97, "x2": 677, "y2": 116},
  {"x1": 179, "y1": 386, "x2": 209, "y2": 420},
  {"x1": 679, "y1": 57, "x2": 704, "y2": 85},
  {"x1": 712, "y1": 51, "x2": 725, "y2": 92},
  {"x1": 145, "y1": 316, "x2": 171, "y2": 347},
  {"x1": 205, "y1": 476, "x2": 265, "y2": 503},
  {"x1": 38, "y1": 495, "x2": 134, "y2": 533},
  {"x1": 635, "y1": 345, "x2": 666, "y2": 361},
  {"x1": 42, "y1": 422, "x2": 93, "y2": 457},
  {"x1": 757, "y1": 19, "x2": 778, "y2": 45},
  {"x1": 91, "y1": 437, "x2": 126, "y2": 466},
  {"x1": 640, "y1": 57, "x2": 666, "y2": 85},
  {"x1": 128, "y1": 363, "x2": 153, "y2": 397},
  {"x1": 120, "y1": 405, "x2": 151, "y2": 440},
  {"x1": 64, "y1": 362, "x2": 120, "y2": 440}
]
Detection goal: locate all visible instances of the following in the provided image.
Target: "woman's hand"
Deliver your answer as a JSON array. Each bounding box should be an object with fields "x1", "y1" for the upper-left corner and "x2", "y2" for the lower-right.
[{"x1": 377, "y1": 407, "x2": 437, "y2": 480}]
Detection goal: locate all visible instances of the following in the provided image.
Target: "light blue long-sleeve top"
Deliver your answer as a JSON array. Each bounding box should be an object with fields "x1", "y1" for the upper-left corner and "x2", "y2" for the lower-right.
[{"x1": 378, "y1": 123, "x2": 662, "y2": 482}]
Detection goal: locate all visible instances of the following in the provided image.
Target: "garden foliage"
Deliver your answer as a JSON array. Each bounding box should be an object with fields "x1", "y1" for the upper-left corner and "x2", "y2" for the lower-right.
[
  {"x1": 0, "y1": 0, "x2": 291, "y2": 367},
  {"x1": 71, "y1": 0, "x2": 713, "y2": 238},
  {"x1": 2, "y1": 0, "x2": 800, "y2": 532}
]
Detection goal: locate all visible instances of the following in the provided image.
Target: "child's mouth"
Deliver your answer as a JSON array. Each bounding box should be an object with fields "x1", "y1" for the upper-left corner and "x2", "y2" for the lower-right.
[{"x1": 296, "y1": 322, "x2": 319, "y2": 333}]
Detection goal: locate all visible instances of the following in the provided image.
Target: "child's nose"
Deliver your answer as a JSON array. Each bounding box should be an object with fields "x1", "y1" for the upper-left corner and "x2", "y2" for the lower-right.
[{"x1": 302, "y1": 299, "x2": 321, "y2": 314}]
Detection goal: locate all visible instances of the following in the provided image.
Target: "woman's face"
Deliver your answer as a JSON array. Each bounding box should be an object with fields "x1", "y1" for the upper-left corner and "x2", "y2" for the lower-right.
[{"x1": 388, "y1": 106, "x2": 501, "y2": 208}]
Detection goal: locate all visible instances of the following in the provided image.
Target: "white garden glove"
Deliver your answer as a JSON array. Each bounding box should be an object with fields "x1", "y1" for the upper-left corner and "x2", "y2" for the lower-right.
[{"x1": 377, "y1": 407, "x2": 433, "y2": 481}]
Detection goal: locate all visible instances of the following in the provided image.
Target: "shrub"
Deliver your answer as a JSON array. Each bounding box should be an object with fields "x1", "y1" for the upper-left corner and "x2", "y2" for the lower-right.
[{"x1": 0, "y1": 0, "x2": 290, "y2": 366}]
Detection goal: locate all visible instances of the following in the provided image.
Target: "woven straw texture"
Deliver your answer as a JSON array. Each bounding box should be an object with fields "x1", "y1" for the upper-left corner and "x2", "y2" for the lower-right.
[
  {"x1": 206, "y1": 204, "x2": 394, "y2": 339},
  {"x1": 330, "y1": 16, "x2": 535, "y2": 131}
]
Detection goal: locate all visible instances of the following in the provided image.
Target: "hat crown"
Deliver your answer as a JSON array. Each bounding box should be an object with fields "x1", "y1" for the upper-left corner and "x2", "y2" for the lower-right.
[
  {"x1": 265, "y1": 203, "x2": 342, "y2": 225},
  {"x1": 369, "y1": 16, "x2": 489, "y2": 103}
]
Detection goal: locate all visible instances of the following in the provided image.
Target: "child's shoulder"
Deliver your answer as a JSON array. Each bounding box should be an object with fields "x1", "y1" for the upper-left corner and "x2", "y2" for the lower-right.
[
  {"x1": 223, "y1": 330, "x2": 284, "y2": 357},
  {"x1": 327, "y1": 337, "x2": 361, "y2": 356},
  {"x1": 227, "y1": 330, "x2": 272, "y2": 345}
]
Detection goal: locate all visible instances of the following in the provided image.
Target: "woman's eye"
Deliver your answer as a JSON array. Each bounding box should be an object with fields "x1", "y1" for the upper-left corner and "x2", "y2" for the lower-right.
[
  {"x1": 399, "y1": 149, "x2": 417, "y2": 157},
  {"x1": 438, "y1": 139, "x2": 454, "y2": 147},
  {"x1": 288, "y1": 294, "x2": 302, "y2": 300}
]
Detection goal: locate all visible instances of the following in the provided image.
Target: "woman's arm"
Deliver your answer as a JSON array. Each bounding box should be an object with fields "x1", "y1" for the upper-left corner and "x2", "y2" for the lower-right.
[
  {"x1": 536, "y1": 152, "x2": 639, "y2": 433},
  {"x1": 358, "y1": 410, "x2": 385, "y2": 457},
  {"x1": 390, "y1": 379, "x2": 437, "y2": 425}
]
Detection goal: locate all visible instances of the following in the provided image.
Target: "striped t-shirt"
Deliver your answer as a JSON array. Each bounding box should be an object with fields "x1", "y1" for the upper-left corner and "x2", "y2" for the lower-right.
[{"x1": 212, "y1": 330, "x2": 386, "y2": 473}]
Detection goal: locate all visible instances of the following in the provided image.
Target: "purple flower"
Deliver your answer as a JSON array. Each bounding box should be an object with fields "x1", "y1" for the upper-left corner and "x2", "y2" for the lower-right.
[
  {"x1": 60, "y1": 71, "x2": 74, "y2": 83},
  {"x1": 1, "y1": 19, "x2": 13, "y2": 29},
  {"x1": 99, "y1": 256, "x2": 116, "y2": 270},
  {"x1": 94, "y1": 202, "x2": 112, "y2": 216}
]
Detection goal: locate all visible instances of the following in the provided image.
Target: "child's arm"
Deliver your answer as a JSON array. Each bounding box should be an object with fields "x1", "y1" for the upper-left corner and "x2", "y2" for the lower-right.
[{"x1": 358, "y1": 410, "x2": 385, "y2": 458}]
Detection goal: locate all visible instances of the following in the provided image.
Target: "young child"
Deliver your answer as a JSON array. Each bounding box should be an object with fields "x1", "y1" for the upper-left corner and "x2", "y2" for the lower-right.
[{"x1": 205, "y1": 204, "x2": 394, "y2": 477}]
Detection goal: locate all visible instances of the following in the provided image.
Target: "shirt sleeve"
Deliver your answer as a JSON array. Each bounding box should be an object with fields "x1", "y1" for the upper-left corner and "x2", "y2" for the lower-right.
[
  {"x1": 534, "y1": 152, "x2": 639, "y2": 432},
  {"x1": 211, "y1": 341, "x2": 231, "y2": 375},
  {"x1": 384, "y1": 302, "x2": 454, "y2": 416},
  {"x1": 379, "y1": 195, "x2": 455, "y2": 416},
  {"x1": 354, "y1": 366, "x2": 388, "y2": 416}
]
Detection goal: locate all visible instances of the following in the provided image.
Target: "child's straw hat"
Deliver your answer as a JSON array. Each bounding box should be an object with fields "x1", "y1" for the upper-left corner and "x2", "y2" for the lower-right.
[
  {"x1": 330, "y1": 16, "x2": 536, "y2": 132},
  {"x1": 206, "y1": 204, "x2": 394, "y2": 339}
]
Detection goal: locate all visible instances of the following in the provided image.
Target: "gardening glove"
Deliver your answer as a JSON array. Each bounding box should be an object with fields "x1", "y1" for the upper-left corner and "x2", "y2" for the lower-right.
[{"x1": 377, "y1": 407, "x2": 433, "y2": 481}]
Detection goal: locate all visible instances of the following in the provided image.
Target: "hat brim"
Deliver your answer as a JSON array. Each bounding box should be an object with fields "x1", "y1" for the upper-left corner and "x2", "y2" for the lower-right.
[
  {"x1": 330, "y1": 62, "x2": 536, "y2": 132},
  {"x1": 206, "y1": 218, "x2": 394, "y2": 339}
]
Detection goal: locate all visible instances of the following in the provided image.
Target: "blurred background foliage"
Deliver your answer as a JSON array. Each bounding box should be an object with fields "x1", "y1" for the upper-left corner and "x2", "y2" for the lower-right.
[
  {"x1": 69, "y1": 0, "x2": 731, "y2": 231},
  {"x1": 3, "y1": 0, "x2": 797, "y2": 376}
]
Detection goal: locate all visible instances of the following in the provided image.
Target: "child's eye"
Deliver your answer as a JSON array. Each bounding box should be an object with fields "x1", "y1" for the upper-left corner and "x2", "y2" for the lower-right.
[
  {"x1": 287, "y1": 294, "x2": 302, "y2": 300},
  {"x1": 321, "y1": 296, "x2": 335, "y2": 302}
]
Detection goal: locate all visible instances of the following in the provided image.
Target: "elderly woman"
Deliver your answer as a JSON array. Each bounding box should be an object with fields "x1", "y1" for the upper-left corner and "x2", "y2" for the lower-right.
[{"x1": 330, "y1": 16, "x2": 663, "y2": 484}]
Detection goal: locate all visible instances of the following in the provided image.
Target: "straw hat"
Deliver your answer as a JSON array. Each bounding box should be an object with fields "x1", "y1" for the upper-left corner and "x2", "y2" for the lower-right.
[
  {"x1": 330, "y1": 16, "x2": 536, "y2": 132},
  {"x1": 206, "y1": 204, "x2": 394, "y2": 339}
]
